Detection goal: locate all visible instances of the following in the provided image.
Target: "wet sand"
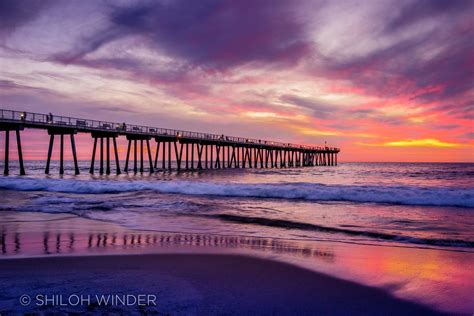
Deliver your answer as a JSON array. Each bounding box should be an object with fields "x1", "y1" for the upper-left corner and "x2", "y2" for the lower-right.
[
  {"x1": 0, "y1": 253, "x2": 444, "y2": 315},
  {"x1": 1, "y1": 211, "x2": 473, "y2": 314}
]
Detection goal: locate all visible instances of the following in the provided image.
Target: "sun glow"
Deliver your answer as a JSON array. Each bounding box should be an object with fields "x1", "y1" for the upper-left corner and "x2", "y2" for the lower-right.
[{"x1": 383, "y1": 139, "x2": 463, "y2": 148}]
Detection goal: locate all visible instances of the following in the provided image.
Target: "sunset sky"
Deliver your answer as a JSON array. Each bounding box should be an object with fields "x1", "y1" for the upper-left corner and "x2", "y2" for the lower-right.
[{"x1": 1, "y1": 0, "x2": 473, "y2": 162}]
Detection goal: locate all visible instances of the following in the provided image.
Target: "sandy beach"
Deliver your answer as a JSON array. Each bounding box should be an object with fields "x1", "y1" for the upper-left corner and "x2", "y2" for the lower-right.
[
  {"x1": 2, "y1": 211, "x2": 472, "y2": 314},
  {"x1": 0, "y1": 253, "x2": 446, "y2": 315}
]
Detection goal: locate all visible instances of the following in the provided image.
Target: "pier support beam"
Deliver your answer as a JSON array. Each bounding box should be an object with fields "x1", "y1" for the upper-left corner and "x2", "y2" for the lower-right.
[
  {"x1": 153, "y1": 142, "x2": 160, "y2": 169},
  {"x1": 162, "y1": 141, "x2": 166, "y2": 170},
  {"x1": 140, "y1": 140, "x2": 144, "y2": 173},
  {"x1": 168, "y1": 141, "x2": 171, "y2": 170},
  {"x1": 90, "y1": 132, "x2": 120, "y2": 175},
  {"x1": 107, "y1": 138, "x2": 111, "y2": 174},
  {"x1": 147, "y1": 139, "x2": 154, "y2": 173},
  {"x1": 124, "y1": 139, "x2": 131, "y2": 172},
  {"x1": 100, "y1": 138, "x2": 104, "y2": 174},
  {"x1": 4, "y1": 130, "x2": 9, "y2": 175},
  {"x1": 45, "y1": 134, "x2": 54, "y2": 174},
  {"x1": 44, "y1": 127, "x2": 79, "y2": 175},
  {"x1": 174, "y1": 141, "x2": 183, "y2": 171},
  {"x1": 133, "y1": 140, "x2": 137, "y2": 173},
  {"x1": 70, "y1": 134, "x2": 79, "y2": 175},
  {"x1": 125, "y1": 135, "x2": 153, "y2": 173},
  {"x1": 215, "y1": 145, "x2": 221, "y2": 168},
  {"x1": 196, "y1": 143, "x2": 203, "y2": 169},
  {"x1": 185, "y1": 143, "x2": 189, "y2": 170},
  {"x1": 1, "y1": 124, "x2": 26, "y2": 176},
  {"x1": 191, "y1": 143, "x2": 195, "y2": 170}
]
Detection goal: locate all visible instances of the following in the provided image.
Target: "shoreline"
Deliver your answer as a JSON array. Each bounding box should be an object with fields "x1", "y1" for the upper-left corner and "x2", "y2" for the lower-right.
[
  {"x1": 1, "y1": 211, "x2": 474, "y2": 314},
  {"x1": 0, "y1": 253, "x2": 444, "y2": 315}
]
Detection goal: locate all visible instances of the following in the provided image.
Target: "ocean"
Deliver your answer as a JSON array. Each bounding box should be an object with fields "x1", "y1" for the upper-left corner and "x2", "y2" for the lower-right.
[{"x1": 1, "y1": 161, "x2": 473, "y2": 251}]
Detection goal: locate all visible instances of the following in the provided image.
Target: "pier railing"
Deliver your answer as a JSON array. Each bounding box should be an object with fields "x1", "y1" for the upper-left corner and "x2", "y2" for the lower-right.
[{"x1": 0, "y1": 109, "x2": 339, "y2": 151}]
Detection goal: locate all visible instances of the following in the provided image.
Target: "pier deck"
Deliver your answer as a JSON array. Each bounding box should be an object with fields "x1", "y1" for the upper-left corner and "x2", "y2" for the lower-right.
[{"x1": 0, "y1": 109, "x2": 340, "y2": 175}]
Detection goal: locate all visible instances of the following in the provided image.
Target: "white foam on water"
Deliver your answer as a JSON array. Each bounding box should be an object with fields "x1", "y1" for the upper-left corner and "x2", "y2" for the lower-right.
[{"x1": 1, "y1": 177, "x2": 472, "y2": 208}]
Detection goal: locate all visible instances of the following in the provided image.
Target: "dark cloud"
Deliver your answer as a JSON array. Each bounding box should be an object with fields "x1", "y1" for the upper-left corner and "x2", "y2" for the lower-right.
[
  {"x1": 71, "y1": 57, "x2": 192, "y2": 84},
  {"x1": 385, "y1": 0, "x2": 472, "y2": 33},
  {"x1": 53, "y1": 28, "x2": 125, "y2": 64},
  {"x1": 431, "y1": 124, "x2": 460, "y2": 130},
  {"x1": 348, "y1": 107, "x2": 405, "y2": 125},
  {"x1": 0, "y1": 0, "x2": 53, "y2": 37},
  {"x1": 55, "y1": 0, "x2": 311, "y2": 71},
  {"x1": 280, "y1": 94, "x2": 407, "y2": 125},
  {"x1": 0, "y1": 84, "x2": 141, "y2": 122},
  {"x1": 462, "y1": 132, "x2": 474, "y2": 140},
  {"x1": 0, "y1": 79, "x2": 20, "y2": 89},
  {"x1": 323, "y1": 28, "x2": 473, "y2": 100},
  {"x1": 280, "y1": 94, "x2": 337, "y2": 119},
  {"x1": 0, "y1": 79, "x2": 50, "y2": 93},
  {"x1": 346, "y1": 108, "x2": 377, "y2": 119},
  {"x1": 67, "y1": 56, "x2": 213, "y2": 103},
  {"x1": 434, "y1": 102, "x2": 474, "y2": 120},
  {"x1": 85, "y1": 105, "x2": 139, "y2": 114}
]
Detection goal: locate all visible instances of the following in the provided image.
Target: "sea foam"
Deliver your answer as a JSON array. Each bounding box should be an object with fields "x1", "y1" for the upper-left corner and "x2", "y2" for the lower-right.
[{"x1": 0, "y1": 177, "x2": 472, "y2": 208}]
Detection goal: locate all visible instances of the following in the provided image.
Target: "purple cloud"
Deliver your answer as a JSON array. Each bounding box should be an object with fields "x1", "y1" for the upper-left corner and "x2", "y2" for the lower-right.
[
  {"x1": 1, "y1": 0, "x2": 472, "y2": 138},
  {"x1": 315, "y1": 0, "x2": 473, "y2": 106},
  {"x1": 280, "y1": 94, "x2": 337, "y2": 119},
  {"x1": 384, "y1": 0, "x2": 472, "y2": 33},
  {"x1": 0, "y1": 0, "x2": 52, "y2": 37},
  {"x1": 55, "y1": 0, "x2": 311, "y2": 70}
]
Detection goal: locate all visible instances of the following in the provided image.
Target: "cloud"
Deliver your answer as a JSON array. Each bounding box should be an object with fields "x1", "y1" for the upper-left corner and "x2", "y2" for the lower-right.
[
  {"x1": 29, "y1": 0, "x2": 473, "y2": 126},
  {"x1": 433, "y1": 102, "x2": 474, "y2": 120},
  {"x1": 54, "y1": 0, "x2": 312, "y2": 71},
  {"x1": 84, "y1": 105, "x2": 140, "y2": 114},
  {"x1": 430, "y1": 124, "x2": 460, "y2": 130},
  {"x1": 313, "y1": 0, "x2": 474, "y2": 113},
  {"x1": 385, "y1": 0, "x2": 472, "y2": 33},
  {"x1": 280, "y1": 94, "x2": 337, "y2": 119},
  {"x1": 0, "y1": 79, "x2": 58, "y2": 95},
  {"x1": 460, "y1": 132, "x2": 474, "y2": 140},
  {"x1": 1, "y1": 0, "x2": 473, "y2": 161},
  {"x1": 280, "y1": 94, "x2": 410, "y2": 126},
  {"x1": 0, "y1": 0, "x2": 53, "y2": 37}
]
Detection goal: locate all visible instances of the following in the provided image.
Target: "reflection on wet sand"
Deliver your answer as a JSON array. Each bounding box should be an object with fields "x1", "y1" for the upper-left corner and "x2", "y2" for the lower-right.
[
  {"x1": 0, "y1": 228, "x2": 335, "y2": 262},
  {"x1": 1, "y1": 230, "x2": 5, "y2": 254},
  {"x1": 1, "y1": 217, "x2": 473, "y2": 314}
]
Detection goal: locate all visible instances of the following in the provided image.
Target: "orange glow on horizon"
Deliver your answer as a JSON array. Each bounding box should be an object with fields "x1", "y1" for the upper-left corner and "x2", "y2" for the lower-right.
[
  {"x1": 383, "y1": 139, "x2": 464, "y2": 148},
  {"x1": 355, "y1": 139, "x2": 468, "y2": 149}
]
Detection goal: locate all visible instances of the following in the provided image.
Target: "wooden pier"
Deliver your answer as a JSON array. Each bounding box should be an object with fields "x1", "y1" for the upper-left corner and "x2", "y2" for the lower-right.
[{"x1": 0, "y1": 109, "x2": 340, "y2": 175}]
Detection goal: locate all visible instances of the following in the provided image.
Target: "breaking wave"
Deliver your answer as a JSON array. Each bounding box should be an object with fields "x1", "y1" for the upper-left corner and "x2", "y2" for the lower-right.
[{"x1": 0, "y1": 177, "x2": 472, "y2": 208}]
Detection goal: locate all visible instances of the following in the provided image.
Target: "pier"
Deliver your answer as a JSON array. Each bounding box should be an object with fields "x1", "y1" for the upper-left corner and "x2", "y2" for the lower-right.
[{"x1": 0, "y1": 109, "x2": 340, "y2": 175}]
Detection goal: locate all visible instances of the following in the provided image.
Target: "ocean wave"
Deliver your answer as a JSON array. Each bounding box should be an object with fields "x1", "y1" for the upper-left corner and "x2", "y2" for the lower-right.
[{"x1": 0, "y1": 177, "x2": 473, "y2": 208}]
